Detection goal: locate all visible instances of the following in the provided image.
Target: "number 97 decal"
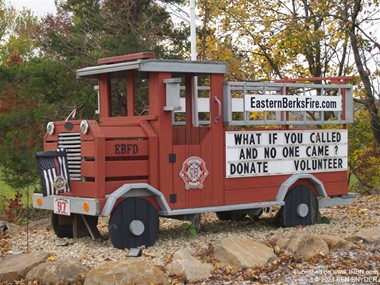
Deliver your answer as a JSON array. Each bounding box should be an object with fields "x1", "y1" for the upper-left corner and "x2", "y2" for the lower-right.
[{"x1": 53, "y1": 197, "x2": 71, "y2": 216}]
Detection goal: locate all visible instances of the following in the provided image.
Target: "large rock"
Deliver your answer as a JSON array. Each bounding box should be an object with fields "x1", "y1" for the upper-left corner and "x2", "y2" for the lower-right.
[
  {"x1": 276, "y1": 233, "x2": 329, "y2": 259},
  {"x1": 213, "y1": 238, "x2": 278, "y2": 269},
  {"x1": 84, "y1": 258, "x2": 169, "y2": 285},
  {"x1": 0, "y1": 252, "x2": 49, "y2": 282},
  {"x1": 25, "y1": 260, "x2": 88, "y2": 284},
  {"x1": 347, "y1": 227, "x2": 380, "y2": 244},
  {"x1": 167, "y1": 250, "x2": 213, "y2": 282},
  {"x1": 320, "y1": 234, "x2": 356, "y2": 250}
]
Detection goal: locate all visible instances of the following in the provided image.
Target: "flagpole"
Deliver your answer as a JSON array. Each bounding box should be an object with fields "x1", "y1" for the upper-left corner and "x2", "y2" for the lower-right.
[
  {"x1": 190, "y1": 0, "x2": 196, "y2": 61},
  {"x1": 190, "y1": 0, "x2": 199, "y2": 127}
]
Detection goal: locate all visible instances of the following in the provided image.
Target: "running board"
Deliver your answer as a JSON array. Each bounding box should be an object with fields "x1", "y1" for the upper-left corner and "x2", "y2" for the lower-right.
[
  {"x1": 158, "y1": 201, "x2": 283, "y2": 216},
  {"x1": 319, "y1": 193, "x2": 359, "y2": 208}
]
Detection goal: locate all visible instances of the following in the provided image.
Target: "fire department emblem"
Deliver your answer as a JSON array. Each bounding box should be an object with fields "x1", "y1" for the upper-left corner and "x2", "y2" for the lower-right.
[
  {"x1": 53, "y1": 175, "x2": 67, "y2": 194},
  {"x1": 179, "y1": 156, "x2": 209, "y2": 190}
]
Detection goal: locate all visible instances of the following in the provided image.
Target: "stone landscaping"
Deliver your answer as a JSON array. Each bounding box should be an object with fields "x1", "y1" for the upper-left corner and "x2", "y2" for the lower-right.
[{"x1": 0, "y1": 195, "x2": 379, "y2": 284}]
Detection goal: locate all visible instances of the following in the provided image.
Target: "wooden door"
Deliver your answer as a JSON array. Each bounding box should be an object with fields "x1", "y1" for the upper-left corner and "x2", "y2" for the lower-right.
[{"x1": 170, "y1": 74, "x2": 225, "y2": 210}]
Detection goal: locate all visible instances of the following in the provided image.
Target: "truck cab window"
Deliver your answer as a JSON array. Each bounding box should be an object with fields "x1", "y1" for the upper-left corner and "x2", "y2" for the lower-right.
[
  {"x1": 173, "y1": 75, "x2": 211, "y2": 126},
  {"x1": 109, "y1": 73, "x2": 149, "y2": 117}
]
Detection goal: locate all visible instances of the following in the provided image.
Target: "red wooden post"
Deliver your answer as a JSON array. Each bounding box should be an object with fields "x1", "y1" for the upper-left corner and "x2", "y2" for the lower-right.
[
  {"x1": 210, "y1": 73, "x2": 225, "y2": 206},
  {"x1": 98, "y1": 74, "x2": 111, "y2": 118},
  {"x1": 148, "y1": 72, "x2": 173, "y2": 199},
  {"x1": 127, "y1": 70, "x2": 135, "y2": 116}
]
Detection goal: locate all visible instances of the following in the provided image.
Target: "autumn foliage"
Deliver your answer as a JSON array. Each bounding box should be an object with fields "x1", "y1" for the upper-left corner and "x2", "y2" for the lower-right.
[{"x1": 0, "y1": 0, "x2": 379, "y2": 193}]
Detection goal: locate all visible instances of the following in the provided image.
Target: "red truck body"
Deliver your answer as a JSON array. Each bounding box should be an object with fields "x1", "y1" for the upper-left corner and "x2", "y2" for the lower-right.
[{"x1": 33, "y1": 52, "x2": 357, "y2": 249}]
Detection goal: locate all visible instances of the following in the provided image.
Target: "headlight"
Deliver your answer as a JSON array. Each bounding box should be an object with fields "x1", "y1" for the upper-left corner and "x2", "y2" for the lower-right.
[
  {"x1": 46, "y1": 122, "x2": 55, "y2": 135},
  {"x1": 80, "y1": 120, "x2": 89, "y2": 134}
]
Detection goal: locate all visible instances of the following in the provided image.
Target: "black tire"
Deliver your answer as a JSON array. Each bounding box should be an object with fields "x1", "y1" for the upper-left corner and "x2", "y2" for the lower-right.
[
  {"x1": 109, "y1": 197, "x2": 159, "y2": 249},
  {"x1": 51, "y1": 213, "x2": 73, "y2": 238},
  {"x1": 281, "y1": 185, "x2": 319, "y2": 227}
]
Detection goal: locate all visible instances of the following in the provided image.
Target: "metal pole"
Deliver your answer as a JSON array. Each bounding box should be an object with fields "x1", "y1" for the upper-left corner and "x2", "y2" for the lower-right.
[
  {"x1": 190, "y1": 0, "x2": 199, "y2": 127},
  {"x1": 190, "y1": 0, "x2": 196, "y2": 61}
]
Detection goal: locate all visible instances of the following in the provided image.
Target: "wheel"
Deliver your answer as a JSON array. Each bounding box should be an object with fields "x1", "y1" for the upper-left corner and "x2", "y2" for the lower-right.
[
  {"x1": 216, "y1": 211, "x2": 246, "y2": 221},
  {"x1": 109, "y1": 197, "x2": 159, "y2": 249},
  {"x1": 51, "y1": 213, "x2": 73, "y2": 238},
  {"x1": 281, "y1": 185, "x2": 319, "y2": 227}
]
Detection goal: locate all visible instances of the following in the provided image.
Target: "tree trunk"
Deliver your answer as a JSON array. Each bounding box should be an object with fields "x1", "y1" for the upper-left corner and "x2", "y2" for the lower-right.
[{"x1": 348, "y1": 0, "x2": 380, "y2": 148}]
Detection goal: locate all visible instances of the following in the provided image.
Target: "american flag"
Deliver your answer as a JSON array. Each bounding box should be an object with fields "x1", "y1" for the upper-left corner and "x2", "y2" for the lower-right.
[{"x1": 36, "y1": 149, "x2": 71, "y2": 196}]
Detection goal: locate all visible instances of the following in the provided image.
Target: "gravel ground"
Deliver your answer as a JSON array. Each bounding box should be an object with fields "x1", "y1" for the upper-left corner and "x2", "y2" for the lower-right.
[{"x1": 5, "y1": 195, "x2": 380, "y2": 284}]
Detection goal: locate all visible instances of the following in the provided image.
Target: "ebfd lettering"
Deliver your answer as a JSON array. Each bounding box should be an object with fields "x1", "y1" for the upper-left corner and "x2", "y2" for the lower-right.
[{"x1": 114, "y1": 144, "x2": 138, "y2": 154}]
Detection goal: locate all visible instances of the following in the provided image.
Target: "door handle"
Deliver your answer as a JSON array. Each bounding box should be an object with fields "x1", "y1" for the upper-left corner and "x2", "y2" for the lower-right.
[{"x1": 214, "y1": 96, "x2": 221, "y2": 124}]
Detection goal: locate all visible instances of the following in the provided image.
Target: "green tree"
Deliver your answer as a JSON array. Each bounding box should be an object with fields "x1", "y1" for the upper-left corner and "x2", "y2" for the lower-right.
[
  {"x1": 0, "y1": 3, "x2": 40, "y2": 64},
  {"x1": 0, "y1": 57, "x2": 95, "y2": 188},
  {"x1": 198, "y1": 0, "x2": 353, "y2": 80},
  {"x1": 343, "y1": 0, "x2": 380, "y2": 147},
  {"x1": 0, "y1": 3, "x2": 42, "y2": 189},
  {"x1": 40, "y1": 0, "x2": 189, "y2": 62},
  {"x1": 349, "y1": 108, "x2": 380, "y2": 192},
  {"x1": 198, "y1": 0, "x2": 379, "y2": 191},
  {"x1": 0, "y1": 0, "x2": 190, "y2": 190}
]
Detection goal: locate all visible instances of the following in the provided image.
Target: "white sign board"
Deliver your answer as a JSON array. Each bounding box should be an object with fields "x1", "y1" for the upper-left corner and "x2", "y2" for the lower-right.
[
  {"x1": 226, "y1": 130, "x2": 347, "y2": 178},
  {"x1": 245, "y1": 95, "x2": 342, "y2": 111}
]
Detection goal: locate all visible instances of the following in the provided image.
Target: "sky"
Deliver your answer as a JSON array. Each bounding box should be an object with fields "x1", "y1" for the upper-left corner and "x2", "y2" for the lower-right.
[{"x1": 8, "y1": 0, "x2": 57, "y2": 17}]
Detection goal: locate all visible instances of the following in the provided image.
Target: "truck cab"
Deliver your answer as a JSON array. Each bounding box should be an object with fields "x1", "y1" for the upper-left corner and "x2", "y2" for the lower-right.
[{"x1": 33, "y1": 52, "x2": 357, "y2": 249}]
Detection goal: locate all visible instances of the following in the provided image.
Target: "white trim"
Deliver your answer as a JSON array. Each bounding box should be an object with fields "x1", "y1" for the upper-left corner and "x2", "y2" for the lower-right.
[
  {"x1": 101, "y1": 183, "x2": 171, "y2": 216},
  {"x1": 276, "y1": 174, "x2": 327, "y2": 202}
]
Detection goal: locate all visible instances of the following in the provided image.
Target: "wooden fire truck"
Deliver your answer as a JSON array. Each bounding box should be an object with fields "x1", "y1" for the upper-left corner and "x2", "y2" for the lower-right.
[{"x1": 33, "y1": 52, "x2": 357, "y2": 249}]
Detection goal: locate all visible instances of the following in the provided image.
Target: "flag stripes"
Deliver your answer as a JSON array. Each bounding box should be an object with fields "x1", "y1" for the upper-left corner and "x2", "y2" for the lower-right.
[{"x1": 36, "y1": 149, "x2": 71, "y2": 196}]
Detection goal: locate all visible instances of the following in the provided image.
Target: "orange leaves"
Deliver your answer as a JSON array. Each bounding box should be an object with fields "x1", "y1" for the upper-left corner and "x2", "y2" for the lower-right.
[
  {"x1": 198, "y1": 0, "x2": 366, "y2": 80},
  {"x1": 0, "y1": 237, "x2": 12, "y2": 255},
  {"x1": 348, "y1": 109, "x2": 380, "y2": 192}
]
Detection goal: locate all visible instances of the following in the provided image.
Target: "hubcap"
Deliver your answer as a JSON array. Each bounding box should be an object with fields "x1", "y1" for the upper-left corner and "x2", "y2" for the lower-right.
[
  {"x1": 297, "y1": 203, "x2": 309, "y2": 218},
  {"x1": 129, "y1": 220, "x2": 145, "y2": 236}
]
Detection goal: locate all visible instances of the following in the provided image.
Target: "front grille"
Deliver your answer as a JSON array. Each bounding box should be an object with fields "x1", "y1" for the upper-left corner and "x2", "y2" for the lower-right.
[{"x1": 58, "y1": 133, "x2": 82, "y2": 181}]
